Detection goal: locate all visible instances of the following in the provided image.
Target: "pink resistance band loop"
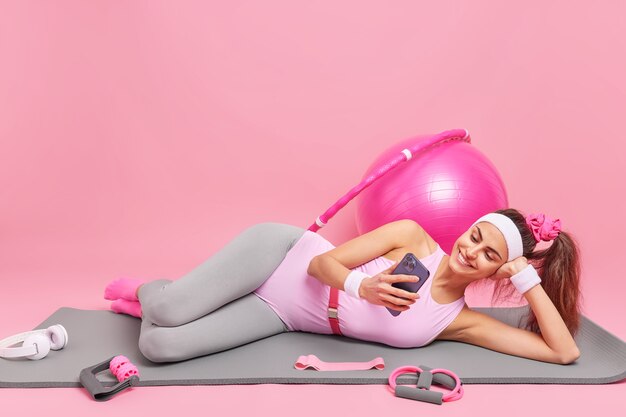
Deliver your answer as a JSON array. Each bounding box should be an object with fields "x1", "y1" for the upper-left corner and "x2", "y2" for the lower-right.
[
  {"x1": 294, "y1": 354, "x2": 385, "y2": 371},
  {"x1": 307, "y1": 128, "x2": 470, "y2": 233},
  {"x1": 388, "y1": 366, "x2": 464, "y2": 402}
]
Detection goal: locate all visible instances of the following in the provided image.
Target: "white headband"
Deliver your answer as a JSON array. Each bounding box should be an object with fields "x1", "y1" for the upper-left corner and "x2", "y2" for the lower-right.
[{"x1": 471, "y1": 213, "x2": 523, "y2": 261}]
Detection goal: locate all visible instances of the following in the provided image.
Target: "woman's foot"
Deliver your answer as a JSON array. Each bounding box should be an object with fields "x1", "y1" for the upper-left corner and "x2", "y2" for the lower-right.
[
  {"x1": 110, "y1": 299, "x2": 142, "y2": 318},
  {"x1": 104, "y1": 277, "x2": 145, "y2": 301}
]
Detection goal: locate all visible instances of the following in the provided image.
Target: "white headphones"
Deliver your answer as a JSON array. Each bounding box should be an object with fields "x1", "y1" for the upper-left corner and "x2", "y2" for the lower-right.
[{"x1": 0, "y1": 325, "x2": 69, "y2": 360}]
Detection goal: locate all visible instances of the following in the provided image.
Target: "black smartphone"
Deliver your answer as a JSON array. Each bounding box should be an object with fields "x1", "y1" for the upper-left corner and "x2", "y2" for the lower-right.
[{"x1": 386, "y1": 253, "x2": 430, "y2": 316}]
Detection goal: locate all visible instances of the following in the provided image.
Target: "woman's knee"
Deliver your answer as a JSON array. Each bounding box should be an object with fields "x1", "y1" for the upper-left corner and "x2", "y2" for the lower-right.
[
  {"x1": 142, "y1": 299, "x2": 187, "y2": 327},
  {"x1": 139, "y1": 280, "x2": 190, "y2": 327},
  {"x1": 138, "y1": 328, "x2": 180, "y2": 363}
]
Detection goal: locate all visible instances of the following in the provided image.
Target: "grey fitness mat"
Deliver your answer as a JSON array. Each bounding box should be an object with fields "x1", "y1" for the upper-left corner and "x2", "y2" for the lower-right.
[{"x1": 1, "y1": 306, "x2": 624, "y2": 388}]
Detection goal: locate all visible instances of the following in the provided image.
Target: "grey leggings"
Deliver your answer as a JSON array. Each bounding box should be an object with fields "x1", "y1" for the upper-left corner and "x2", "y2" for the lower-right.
[{"x1": 137, "y1": 222, "x2": 307, "y2": 363}]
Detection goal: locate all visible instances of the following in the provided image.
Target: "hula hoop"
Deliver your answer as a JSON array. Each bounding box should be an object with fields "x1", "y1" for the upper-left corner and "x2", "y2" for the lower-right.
[{"x1": 306, "y1": 128, "x2": 470, "y2": 232}]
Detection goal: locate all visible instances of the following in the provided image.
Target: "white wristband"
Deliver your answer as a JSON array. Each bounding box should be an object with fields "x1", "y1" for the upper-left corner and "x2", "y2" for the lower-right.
[
  {"x1": 343, "y1": 270, "x2": 371, "y2": 299},
  {"x1": 509, "y1": 264, "x2": 541, "y2": 294}
]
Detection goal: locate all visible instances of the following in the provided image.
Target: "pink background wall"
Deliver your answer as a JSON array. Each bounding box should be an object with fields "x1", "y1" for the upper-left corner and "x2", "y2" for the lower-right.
[{"x1": 1, "y1": 1, "x2": 624, "y2": 415}]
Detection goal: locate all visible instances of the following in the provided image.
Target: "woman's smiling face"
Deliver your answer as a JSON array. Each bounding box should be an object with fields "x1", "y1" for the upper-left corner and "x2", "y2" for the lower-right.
[{"x1": 450, "y1": 222, "x2": 508, "y2": 278}]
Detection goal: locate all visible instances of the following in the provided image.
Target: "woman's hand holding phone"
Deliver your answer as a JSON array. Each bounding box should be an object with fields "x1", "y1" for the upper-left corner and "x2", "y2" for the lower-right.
[{"x1": 359, "y1": 261, "x2": 420, "y2": 312}]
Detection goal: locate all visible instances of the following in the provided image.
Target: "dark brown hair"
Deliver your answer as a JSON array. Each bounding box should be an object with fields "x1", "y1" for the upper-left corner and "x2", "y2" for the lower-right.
[{"x1": 490, "y1": 208, "x2": 582, "y2": 336}]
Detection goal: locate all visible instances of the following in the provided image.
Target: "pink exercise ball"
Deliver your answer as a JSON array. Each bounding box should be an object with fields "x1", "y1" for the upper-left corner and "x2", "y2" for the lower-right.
[{"x1": 355, "y1": 134, "x2": 508, "y2": 254}]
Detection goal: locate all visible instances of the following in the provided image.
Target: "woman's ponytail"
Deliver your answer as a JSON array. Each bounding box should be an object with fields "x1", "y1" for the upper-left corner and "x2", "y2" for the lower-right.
[
  {"x1": 526, "y1": 230, "x2": 582, "y2": 336},
  {"x1": 490, "y1": 209, "x2": 582, "y2": 337}
]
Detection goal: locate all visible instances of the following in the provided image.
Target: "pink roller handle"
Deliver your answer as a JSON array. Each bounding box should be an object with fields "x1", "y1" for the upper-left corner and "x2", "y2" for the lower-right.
[
  {"x1": 109, "y1": 355, "x2": 140, "y2": 382},
  {"x1": 307, "y1": 129, "x2": 471, "y2": 232}
]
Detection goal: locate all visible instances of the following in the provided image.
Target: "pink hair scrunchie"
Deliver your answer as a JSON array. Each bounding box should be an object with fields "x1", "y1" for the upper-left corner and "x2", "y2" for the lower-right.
[{"x1": 525, "y1": 213, "x2": 562, "y2": 243}]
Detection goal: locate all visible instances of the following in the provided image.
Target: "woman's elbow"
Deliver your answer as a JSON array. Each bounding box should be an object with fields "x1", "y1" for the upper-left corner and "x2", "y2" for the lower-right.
[
  {"x1": 559, "y1": 346, "x2": 581, "y2": 364},
  {"x1": 307, "y1": 255, "x2": 319, "y2": 277}
]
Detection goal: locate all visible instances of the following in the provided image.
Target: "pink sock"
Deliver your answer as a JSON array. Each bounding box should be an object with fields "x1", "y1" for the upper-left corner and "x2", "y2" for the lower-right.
[
  {"x1": 110, "y1": 299, "x2": 142, "y2": 318},
  {"x1": 104, "y1": 277, "x2": 145, "y2": 301}
]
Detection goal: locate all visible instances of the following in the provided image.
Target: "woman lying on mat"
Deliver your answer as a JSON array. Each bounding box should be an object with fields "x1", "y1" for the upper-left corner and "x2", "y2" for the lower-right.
[{"x1": 104, "y1": 208, "x2": 581, "y2": 365}]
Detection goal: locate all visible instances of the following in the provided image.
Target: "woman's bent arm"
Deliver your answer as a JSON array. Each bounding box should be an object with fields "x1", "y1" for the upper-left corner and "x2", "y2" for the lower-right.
[
  {"x1": 453, "y1": 284, "x2": 580, "y2": 364},
  {"x1": 522, "y1": 284, "x2": 580, "y2": 361},
  {"x1": 307, "y1": 219, "x2": 424, "y2": 290},
  {"x1": 307, "y1": 255, "x2": 353, "y2": 291}
]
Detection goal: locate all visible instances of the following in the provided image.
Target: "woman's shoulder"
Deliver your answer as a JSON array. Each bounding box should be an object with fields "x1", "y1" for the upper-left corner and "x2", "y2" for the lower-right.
[
  {"x1": 437, "y1": 304, "x2": 516, "y2": 342},
  {"x1": 380, "y1": 221, "x2": 440, "y2": 262},
  {"x1": 407, "y1": 220, "x2": 441, "y2": 256},
  {"x1": 423, "y1": 232, "x2": 440, "y2": 255}
]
